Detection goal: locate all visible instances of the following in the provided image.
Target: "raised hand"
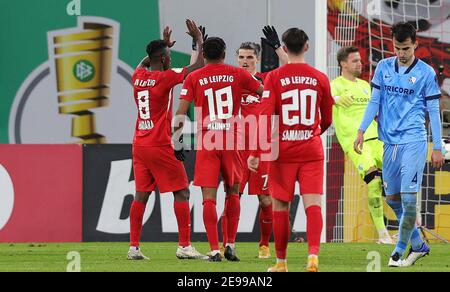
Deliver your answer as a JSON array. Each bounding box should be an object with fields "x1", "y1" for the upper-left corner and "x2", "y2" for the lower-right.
[
  {"x1": 163, "y1": 26, "x2": 176, "y2": 48},
  {"x1": 192, "y1": 25, "x2": 208, "y2": 50},
  {"x1": 262, "y1": 25, "x2": 281, "y2": 50},
  {"x1": 186, "y1": 19, "x2": 203, "y2": 45}
]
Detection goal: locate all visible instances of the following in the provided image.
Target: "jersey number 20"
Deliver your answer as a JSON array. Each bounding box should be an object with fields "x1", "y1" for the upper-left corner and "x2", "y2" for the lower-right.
[{"x1": 281, "y1": 89, "x2": 317, "y2": 126}]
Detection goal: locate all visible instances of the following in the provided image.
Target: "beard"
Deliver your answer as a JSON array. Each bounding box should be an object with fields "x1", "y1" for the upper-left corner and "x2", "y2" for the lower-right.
[{"x1": 351, "y1": 69, "x2": 362, "y2": 78}]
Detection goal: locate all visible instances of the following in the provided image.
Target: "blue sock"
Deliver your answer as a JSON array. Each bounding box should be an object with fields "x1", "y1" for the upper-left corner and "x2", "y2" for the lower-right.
[
  {"x1": 387, "y1": 196, "x2": 422, "y2": 256},
  {"x1": 394, "y1": 194, "x2": 418, "y2": 256}
]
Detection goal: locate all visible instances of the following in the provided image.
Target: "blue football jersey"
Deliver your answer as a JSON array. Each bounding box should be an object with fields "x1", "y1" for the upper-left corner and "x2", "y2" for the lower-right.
[{"x1": 370, "y1": 57, "x2": 441, "y2": 145}]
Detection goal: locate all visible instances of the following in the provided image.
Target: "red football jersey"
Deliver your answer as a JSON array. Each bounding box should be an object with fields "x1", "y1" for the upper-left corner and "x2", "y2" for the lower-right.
[
  {"x1": 131, "y1": 67, "x2": 186, "y2": 146},
  {"x1": 259, "y1": 63, "x2": 334, "y2": 162},
  {"x1": 255, "y1": 71, "x2": 269, "y2": 82},
  {"x1": 240, "y1": 72, "x2": 269, "y2": 150},
  {"x1": 180, "y1": 63, "x2": 261, "y2": 149}
]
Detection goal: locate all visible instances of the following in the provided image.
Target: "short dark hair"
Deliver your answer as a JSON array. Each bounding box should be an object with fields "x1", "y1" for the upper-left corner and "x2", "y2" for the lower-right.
[
  {"x1": 236, "y1": 42, "x2": 261, "y2": 57},
  {"x1": 336, "y1": 46, "x2": 360, "y2": 68},
  {"x1": 282, "y1": 28, "x2": 309, "y2": 54},
  {"x1": 203, "y1": 37, "x2": 226, "y2": 60},
  {"x1": 391, "y1": 22, "x2": 416, "y2": 43},
  {"x1": 146, "y1": 40, "x2": 168, "y2": 59}
]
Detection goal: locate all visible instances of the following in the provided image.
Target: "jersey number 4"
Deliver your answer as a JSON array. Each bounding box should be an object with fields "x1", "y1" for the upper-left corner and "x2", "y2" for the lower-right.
[
  {"x1": 205, "y1": 86, "x2": 233, "y2": 121},
  {"x1": 281, "y1": 89, "x2": 317, "y2": 126}
]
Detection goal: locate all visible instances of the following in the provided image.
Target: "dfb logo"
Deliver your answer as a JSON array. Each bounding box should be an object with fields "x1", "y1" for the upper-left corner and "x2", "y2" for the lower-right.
[
  {"x1": 0, "y1": 164, "x2": 14, "y2": 230},
  {"x1": 96, "y1": 159, "x2": 155, "y2": 233}
]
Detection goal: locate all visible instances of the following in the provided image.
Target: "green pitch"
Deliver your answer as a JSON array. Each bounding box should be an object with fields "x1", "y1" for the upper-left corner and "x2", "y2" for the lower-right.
[{"x1": 0, "y1": 242, "x2": 449, "y2": 272}]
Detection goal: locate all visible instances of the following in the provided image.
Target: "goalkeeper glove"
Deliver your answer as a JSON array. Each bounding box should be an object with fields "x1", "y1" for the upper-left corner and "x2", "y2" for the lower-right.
[
  {"x1": 334, "y1": 92, "x2": 354, "y2": 108},
  {"x1": 192, "y1": 25, "x2": 208, "y2": 50},
  {"x1": 174, "y1": 134, "x2": 188, "y2": 161},
  {"x1": 262, "y1": 25, "x2": 281, "y2": 50}
]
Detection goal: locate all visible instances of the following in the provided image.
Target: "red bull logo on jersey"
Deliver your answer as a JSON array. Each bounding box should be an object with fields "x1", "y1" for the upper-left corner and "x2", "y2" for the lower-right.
[{"x1": 241, "y1": 94, "x2": 261, "y2": 105}]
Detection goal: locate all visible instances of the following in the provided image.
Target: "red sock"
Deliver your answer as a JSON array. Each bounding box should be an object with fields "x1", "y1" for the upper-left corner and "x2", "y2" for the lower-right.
[
  {"x1": 203, "y1": 199, "x2": 219, "y2": 251},
  {"x1": 130, "y1": 200, "x2": 146, "y2": 247},
  {"x1": 273, "y1": 210, "x2": 290, "y2": 259},
  {"x1": 174, "y1": 201, "x2": 191, "y2": 247},
  {"x1": 221, "y1": 196, "x2": 229, "y2": 247},
  {"x1": 259, "y1": 204, "x2": 273, "y2": 247},
  {"x1": 306, "y1": 205, "x2": 323, "y2": 255},
  {"x1": 225, "y1": 194, "x2": 240, "y2": 244}
]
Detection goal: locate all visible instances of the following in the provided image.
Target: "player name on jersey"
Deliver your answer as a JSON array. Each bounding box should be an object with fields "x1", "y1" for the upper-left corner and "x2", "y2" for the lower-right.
[
  {"x1": 281, "y1": 129, "x2": 314, "y2": 141},
  {"x1": 199, "y1": 75, "x2": 234, "y2": 86},
  {"x1": 138, "y1": 120, "x2": 154, "y2": 130},
  {"x1": 207, "y1": 122, "x2": 231, "y2": 131},
  {"x1": 134, "y1": 78, "x2": 156, "y2": 87},
  {"x1": 280, "y1": 76, "x2": 318, "y2": 87}
]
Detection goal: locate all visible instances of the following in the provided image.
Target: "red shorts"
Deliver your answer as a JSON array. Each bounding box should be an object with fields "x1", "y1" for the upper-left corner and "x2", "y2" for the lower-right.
[
  {"x1": 133, "y1": 145, "x2": 189, "y2": 193},
  {"x1": 238, "y1": 150, "x2": 270, "y2": 195},
  {"x1": 194, "y1": 149, "x2": 241, "y2": 188},
  {"x1": 269, "y1": 159, "x2": 323, "y2": 202}
]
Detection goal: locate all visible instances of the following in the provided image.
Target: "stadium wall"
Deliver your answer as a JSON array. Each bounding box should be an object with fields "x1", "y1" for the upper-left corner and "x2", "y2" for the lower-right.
[{"x1": 0, "y1": 144, "x2": 310, "y2": 242}]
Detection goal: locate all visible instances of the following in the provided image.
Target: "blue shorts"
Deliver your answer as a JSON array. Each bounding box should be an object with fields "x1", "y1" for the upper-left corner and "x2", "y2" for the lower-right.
[{"x1": 382, "y1": 141, "x2": 427, "y2": 195}]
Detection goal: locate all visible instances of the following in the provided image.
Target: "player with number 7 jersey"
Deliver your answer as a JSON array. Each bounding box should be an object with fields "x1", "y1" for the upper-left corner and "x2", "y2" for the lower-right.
[{"x1": 248, "y1": 28, "x2": 334, "y2": 272}]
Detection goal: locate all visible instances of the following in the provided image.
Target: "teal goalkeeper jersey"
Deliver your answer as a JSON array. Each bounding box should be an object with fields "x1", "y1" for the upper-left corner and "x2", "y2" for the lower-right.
[{"x1": 331, "y1": 76, "x2": 378, "y2": 152}]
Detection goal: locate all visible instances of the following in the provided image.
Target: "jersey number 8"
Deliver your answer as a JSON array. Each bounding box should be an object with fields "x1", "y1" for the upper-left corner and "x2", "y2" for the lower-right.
[{"x1": 137, "y1": 90, "x2": 151, "y2": 120}]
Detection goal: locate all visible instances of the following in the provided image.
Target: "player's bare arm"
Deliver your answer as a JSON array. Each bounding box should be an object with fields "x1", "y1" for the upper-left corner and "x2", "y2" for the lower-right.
[
  {"x1": 190, "y1": 25, "x2": 207, "y2": 65},
  {"x1": 173, "y1": 99, "x2": 191, "y2": 161},
  {"x1": 185, "y1": 19, "x2": 205, "y2": 76},
  {"x1": 319, "y1": 84, "x2": 333, "y2": 134},
  {"x1": 174, "y1": 99, "x2": 191, "y2": 138}
]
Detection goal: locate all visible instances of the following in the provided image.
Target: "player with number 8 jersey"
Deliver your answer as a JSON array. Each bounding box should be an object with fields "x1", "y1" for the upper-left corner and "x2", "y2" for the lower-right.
[
  {"x1": 128, "y1": 20, "x2": 208, "y2": 261},
  {"x1": 248, "y1": 28, "x2": 334, "y2": 272}
]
